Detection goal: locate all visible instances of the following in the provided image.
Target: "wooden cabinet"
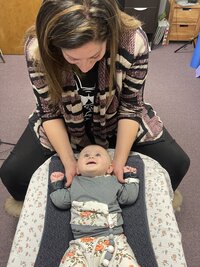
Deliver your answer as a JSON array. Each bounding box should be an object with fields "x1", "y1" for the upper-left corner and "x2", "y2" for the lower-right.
[
  {"x1": 124, "y1": 0, "x2": 161, "y2": 42},
  {"x1": 168, "y1": 0, "x2": 200, "y2": 41},
  {"x1": 0, "y1": 1, "x2": 42, "y2": 55}
]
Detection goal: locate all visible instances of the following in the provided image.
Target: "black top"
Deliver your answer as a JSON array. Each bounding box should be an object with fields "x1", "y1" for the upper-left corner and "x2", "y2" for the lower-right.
[{"x1": 74, "y1": 62, "x2": 99, "y2": 143}]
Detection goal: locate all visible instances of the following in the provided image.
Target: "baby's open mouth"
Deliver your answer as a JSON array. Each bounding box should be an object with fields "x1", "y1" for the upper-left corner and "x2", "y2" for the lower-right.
[{"x1": 86, "y1": 161, "x2": 96, "y2": 165}]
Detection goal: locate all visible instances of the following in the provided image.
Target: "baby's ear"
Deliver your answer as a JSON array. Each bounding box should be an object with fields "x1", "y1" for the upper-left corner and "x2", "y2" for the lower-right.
[{"x1": 106, "y1": 164, "x2": 113, "y2": 174}]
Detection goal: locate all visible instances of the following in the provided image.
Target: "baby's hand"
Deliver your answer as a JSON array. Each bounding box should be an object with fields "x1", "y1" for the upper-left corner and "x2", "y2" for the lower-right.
[
  {"x1": 50, "y1": 172, "x2": 65, "y2": 183},
  {"x1": 123, "y1": 166, "x2": 137, "y2": 174}
]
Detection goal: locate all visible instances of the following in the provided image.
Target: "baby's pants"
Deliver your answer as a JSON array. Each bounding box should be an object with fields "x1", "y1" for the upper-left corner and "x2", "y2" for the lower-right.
[{"x1": 59, "y1": 234, "x2": 140, "y2": 267}]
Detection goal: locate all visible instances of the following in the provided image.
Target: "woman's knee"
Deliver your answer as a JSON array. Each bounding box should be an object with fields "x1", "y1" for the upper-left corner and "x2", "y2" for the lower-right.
[
  {"x1": 1, "y1": 156, "x2": 17, "y2": 186},
  {"x1": 170, "y1": 149, "x2": 190, "y2": 190},
  {"x1": 180, "y1": 150, "x2": 190, "y2": 176},
  {"x1": 0, "y1": 154, "x2": 29, "y2": 200}
]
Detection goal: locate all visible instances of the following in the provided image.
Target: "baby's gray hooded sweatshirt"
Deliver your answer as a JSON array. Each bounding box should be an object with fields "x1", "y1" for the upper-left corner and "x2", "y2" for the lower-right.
[{"x1": 50, "y1": 174, "x2": 139, "y2": 239}]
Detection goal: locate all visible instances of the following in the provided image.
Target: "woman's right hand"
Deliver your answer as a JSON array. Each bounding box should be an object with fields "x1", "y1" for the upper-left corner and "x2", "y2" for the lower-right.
[
  {"x1": 63, "y1": 157, "x2": 77, "y2": 187},
  {"x1": 43, "y1": 119, "x2": 78, "y2": 187}
]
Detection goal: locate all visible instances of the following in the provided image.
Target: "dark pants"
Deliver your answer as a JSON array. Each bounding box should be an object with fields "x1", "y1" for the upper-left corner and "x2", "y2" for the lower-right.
[
  {"x1": 0, "y1": 126, "x2": 54, "y2": 200},
  {"x1": 0, "y1": 125, "x2": 190, "y2": 200}
]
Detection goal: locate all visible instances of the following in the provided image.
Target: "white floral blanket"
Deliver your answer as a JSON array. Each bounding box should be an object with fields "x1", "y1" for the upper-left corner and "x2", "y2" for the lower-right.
[{"x1": 7, "y1": 152, "x2": 187, "y2": 267}]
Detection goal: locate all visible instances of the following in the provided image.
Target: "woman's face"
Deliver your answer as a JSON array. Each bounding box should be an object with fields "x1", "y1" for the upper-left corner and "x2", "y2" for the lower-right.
[{"x1": 61, "y1": 41, "x2": 107, "y2": 73}]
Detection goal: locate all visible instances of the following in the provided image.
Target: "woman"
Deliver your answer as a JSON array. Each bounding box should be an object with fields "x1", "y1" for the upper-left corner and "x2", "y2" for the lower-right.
[{"x1": 0, "y1": 0, "x2": 190, "y2": 214}]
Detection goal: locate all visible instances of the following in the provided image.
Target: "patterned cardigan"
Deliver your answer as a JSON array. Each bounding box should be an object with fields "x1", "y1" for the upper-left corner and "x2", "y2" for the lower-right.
[{"x1": 25, "y1": 27, "x2": 163, "y2": 152}]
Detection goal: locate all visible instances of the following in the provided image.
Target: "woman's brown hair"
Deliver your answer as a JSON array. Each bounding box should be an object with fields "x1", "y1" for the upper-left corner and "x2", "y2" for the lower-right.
[{"x1": 26, "y1": 0, "x2": 141, "y2": 104}]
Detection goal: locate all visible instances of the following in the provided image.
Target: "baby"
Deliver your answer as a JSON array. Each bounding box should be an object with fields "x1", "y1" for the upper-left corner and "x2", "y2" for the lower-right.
[{"x1": 49, "y1": 145, "x2": 140, "y2": 267}]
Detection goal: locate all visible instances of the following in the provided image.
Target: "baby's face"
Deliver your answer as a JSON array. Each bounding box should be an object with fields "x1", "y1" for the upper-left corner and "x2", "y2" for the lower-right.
[{"x1": 77, "y1": 145, "x2": 113, "y2": 177}]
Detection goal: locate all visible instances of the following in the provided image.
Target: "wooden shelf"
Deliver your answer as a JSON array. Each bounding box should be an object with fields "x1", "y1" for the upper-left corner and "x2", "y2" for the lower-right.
[{"x1": 167, "y1": 0, "x2": 200, "y2": 43}]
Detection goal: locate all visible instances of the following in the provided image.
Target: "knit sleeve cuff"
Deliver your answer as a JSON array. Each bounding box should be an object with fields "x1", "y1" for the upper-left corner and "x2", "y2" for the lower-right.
[{"x1": 49, "y1": 180, "x2": 65, "y2": 194}]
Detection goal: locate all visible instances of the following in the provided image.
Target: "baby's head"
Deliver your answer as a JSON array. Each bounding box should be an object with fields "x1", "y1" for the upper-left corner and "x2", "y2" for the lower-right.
[{"x1": 77, "y1": 145, "x2": 113, "y2": 177}]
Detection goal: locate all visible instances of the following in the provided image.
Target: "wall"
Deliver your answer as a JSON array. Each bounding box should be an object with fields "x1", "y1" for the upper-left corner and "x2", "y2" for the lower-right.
[{"x1": 0, "y1": 1, "x2": 42, "y2": 55}]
